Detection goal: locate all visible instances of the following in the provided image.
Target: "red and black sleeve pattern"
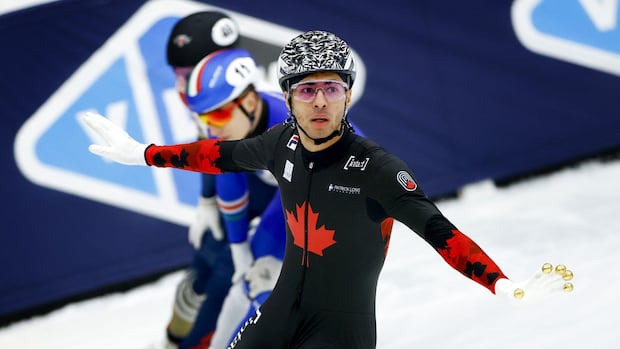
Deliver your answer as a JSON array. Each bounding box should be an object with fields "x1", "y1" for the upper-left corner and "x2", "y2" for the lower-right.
[
  {"x1": 368, "y1": 150, "x2": 508, "y2": 294},
  {"x1": 424, "y1": 215, "x2": 506, "y2": 293},
  {"x1": 144, "y1": 139, "x2": 223, "y2": 174}
]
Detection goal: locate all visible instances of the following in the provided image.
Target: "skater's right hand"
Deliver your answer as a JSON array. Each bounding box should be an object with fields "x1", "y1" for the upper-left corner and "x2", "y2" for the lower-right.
[
  {"x1": 494, "y1": 263, "x2": 574, "y2": 305},
  {"x1": 188, "y1": 196, "x2": 224, "y2": 248},
  {"x1": 79, "y1": 112, "x2": 150, "y2": 166}
]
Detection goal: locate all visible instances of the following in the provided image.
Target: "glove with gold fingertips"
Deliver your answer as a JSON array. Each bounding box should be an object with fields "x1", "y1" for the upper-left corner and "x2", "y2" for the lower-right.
[{"x1": 495, "y1": 263, "x2": 574, "y2": 305}]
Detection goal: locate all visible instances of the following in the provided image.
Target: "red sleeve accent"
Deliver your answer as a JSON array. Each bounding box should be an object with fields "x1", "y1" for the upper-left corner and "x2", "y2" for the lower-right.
[
  {"x1": 436, "y1": 229, "x2": 506, "y2": 293},
  {"x1": 145, "y1": 140, "x2": 223, "y2": 174},
  {"x1": 381, "y1": 218, "x2": 394, "y2": 257}
]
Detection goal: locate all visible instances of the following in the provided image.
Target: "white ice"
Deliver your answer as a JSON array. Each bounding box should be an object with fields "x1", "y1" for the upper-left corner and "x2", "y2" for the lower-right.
[{"x1": 1, "y1": 157, "x2": 619, "y2": 349}]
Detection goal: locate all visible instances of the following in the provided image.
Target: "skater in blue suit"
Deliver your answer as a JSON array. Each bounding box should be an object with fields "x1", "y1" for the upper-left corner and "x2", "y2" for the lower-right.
[
  {"x1": 163, "y1": 12, "x2": 286, "y2": 349},
  {"x1": 183, "y1": 47, "x2": 288, "y2": 348}
]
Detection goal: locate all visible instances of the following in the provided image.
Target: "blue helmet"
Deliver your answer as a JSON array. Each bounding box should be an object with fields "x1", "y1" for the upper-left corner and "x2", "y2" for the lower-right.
[{"x1": 185, "y1": 48, "x2": 258, "y2": 114}]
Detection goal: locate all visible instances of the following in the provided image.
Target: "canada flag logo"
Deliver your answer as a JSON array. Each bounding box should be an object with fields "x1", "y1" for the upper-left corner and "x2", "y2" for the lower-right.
[{"x1": 285, "y1": 202, "x2": 336, "y2": 267}]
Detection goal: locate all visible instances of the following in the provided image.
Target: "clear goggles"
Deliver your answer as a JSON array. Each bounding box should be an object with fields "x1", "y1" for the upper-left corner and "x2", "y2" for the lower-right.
[{"x1": 290, "y1": 80, "x2": 349, "y2": 103}]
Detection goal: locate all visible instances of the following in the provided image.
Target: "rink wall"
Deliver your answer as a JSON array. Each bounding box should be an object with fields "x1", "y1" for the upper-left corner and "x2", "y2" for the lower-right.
[{"x1": 1, "y1": 0, "x2": 619, "y2": 320}]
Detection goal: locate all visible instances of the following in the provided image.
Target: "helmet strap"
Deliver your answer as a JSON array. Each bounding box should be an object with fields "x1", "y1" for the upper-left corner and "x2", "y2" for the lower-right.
[
  {"x1": 288, "y1": 95, "x2": 350, "y2": 146},
  {"x1": 238, "y1": 102, "x2": 255, "y2": 124},
  {"x1": 297, "y1": 122, "x2": 343, "y2": 145}
]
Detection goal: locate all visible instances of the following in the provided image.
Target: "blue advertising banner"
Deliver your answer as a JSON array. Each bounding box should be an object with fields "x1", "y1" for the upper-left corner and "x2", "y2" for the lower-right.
[{"x1": 513, "y1": 0, "x2": 620, "y2": 76}]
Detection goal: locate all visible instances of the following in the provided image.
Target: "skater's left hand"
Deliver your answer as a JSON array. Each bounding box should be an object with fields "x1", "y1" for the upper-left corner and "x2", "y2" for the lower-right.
[
  {"x1": 245, "y1": 256, "x2": 282, "y2": 298},
  {"x1": 494, "y1": 263, "x2": 574, "y2": 305}
]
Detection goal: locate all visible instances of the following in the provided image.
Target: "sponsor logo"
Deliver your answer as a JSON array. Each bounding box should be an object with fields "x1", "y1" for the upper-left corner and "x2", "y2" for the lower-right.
[
  {"x1": 328, "y1": 183, "x2": 361, "y2": 195},
  {"x1": 512, "y1": 0, "x2": 620, "y2": 76},
  {"x1": 287, "y1": 134, "x2": 299, "y2": 151},
  {"x1": 172, "y1": 34, "x2": 191, "y2": 48},
  {"x1": 396, "y1": 170, "x2": 417, "y2": 191},
  {"x1": 343, "y1": 155, "x2": 370, "y2": 170},
  {"x1": 283, "y1": 160, "x2": 294, "y2": 182},
  {"x1": 227, "y1": 308, "x2": 262, "y2": 348},
  {"x1": 210, "y1": 17, "x2": 239, "y2": 46}
]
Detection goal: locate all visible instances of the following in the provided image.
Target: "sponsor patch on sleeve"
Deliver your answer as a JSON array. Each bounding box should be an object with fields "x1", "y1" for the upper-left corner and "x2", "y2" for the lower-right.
[{"x1": 396, "y1": 170, "x2": 417, "y2": 191}]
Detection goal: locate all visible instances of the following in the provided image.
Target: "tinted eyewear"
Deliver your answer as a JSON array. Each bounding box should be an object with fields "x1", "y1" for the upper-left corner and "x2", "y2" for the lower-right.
[
  {"x1": 198, "y1": 99, "x2": 242, "y2": 127},
  {"x1": 290, "y1": 80, "x2": 349, "y2": 102}
]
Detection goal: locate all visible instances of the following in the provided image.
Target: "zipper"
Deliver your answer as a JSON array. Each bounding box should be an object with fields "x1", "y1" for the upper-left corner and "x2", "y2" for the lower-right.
[
  {"x1": 296, "y1": 160, "x2": 314, "y2": 307},
  {"x1": 302, "y1": 161, "x2": 314, "y2": 267}
]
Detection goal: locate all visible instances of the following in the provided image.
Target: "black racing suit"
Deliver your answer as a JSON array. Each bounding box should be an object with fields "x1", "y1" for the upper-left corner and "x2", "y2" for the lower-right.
[{"x1": 146, "y1": 123, "x2": 506, "y2": 349}]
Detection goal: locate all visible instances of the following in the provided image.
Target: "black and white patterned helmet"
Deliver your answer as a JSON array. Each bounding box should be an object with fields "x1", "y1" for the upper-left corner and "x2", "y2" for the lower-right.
[{"x1": 277, "y1": 30, "x2": 356, "y2": 91}]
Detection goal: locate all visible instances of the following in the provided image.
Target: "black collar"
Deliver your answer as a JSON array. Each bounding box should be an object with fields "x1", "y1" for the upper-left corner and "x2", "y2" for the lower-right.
[{"x1": 301, "y1": 128, "x2": 355, "y2": 169}]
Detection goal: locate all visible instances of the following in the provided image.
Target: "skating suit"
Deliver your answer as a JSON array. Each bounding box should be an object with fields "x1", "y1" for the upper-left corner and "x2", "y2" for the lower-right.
[{"x1": 146, "y1": 123, "x2": 506, "y2": 349}]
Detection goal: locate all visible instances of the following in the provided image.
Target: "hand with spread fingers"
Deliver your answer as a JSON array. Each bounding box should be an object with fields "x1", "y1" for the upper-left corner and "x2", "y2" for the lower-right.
[
  {"x1": 495, "y1": 263, "x2": 574, "y2": 305},
  {"x1": 80, "y1": 112, "x2": 149, "y2": 166}
]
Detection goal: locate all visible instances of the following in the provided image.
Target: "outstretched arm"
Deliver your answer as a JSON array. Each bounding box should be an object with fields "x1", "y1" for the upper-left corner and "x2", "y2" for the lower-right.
[
  {"x1": 372, "y1": 153, "x2": 574, "y2": 304},
  {"x1": 81, "y1": 111, "x2": 271, "y2": 174},
  {"x1": 419, "y1": 215, "x2": 507, "y2": 293},
  {"x1": 81, "y1": 111, "x2": 224, "y2": 173},
  {"x1": 145, "y1": 140, "x2": 223, "y2": 174},
  {"x1": 398, "y1": 200, "x2": 575, "y2": 304}
]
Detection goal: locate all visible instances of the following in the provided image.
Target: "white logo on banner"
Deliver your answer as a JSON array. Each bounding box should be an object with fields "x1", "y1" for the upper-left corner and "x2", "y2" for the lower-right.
[{"x1": 512, "y1": 0, "x2": 620, "y2": 76}]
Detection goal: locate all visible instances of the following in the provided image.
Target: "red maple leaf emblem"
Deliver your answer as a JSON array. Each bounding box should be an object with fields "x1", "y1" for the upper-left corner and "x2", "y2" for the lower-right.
[{"x1": 285, "y1": 202, "x2": 336, "y2": 267}]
